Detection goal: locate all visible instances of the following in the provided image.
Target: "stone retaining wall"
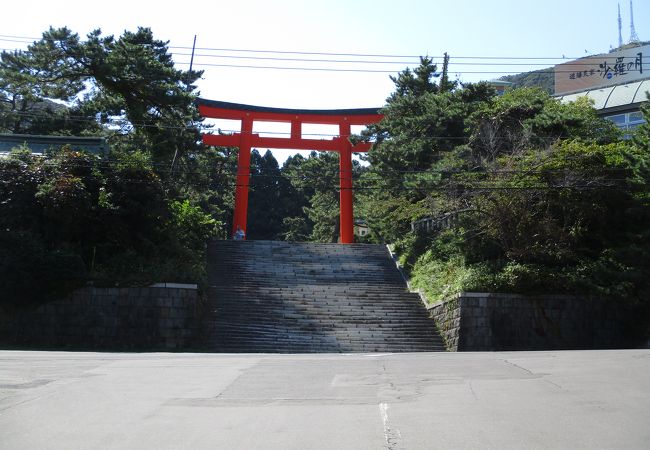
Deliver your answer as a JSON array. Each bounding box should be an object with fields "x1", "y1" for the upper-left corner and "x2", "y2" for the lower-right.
[
  {"x1": 0, "y1": 286, "x2": 203, "y2": 351},
  {"x1": 428, "y1": 293, "x2": 632, "y2": 351}
]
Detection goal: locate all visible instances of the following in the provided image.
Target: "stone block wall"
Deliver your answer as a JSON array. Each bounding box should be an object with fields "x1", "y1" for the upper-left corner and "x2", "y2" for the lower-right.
[
  {"x1": 428, "y1": 293, "x2": 633, "y2": 351},
  {"x1": 428, "y1": 297, "x2": 461, "y2": 351},
  {"x1": 0, "y1": 286, "x2": 203, "y2": 351}
]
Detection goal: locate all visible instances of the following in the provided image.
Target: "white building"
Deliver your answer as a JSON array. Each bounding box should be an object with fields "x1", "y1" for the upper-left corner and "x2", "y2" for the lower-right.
[{"x1": 554, "y1": 44, "x2": 649, "y2": 136}]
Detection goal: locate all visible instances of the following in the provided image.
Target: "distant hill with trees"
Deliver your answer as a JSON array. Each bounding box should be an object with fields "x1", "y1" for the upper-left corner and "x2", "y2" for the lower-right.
[{"x1": 499, "y1": 68, "x2": 554, "y2": 95}]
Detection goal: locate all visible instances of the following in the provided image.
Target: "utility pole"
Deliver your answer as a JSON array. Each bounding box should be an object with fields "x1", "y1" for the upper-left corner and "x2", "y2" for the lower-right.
[{"x1": 189, "y1": 35, "x2": 197, "y2": 72}]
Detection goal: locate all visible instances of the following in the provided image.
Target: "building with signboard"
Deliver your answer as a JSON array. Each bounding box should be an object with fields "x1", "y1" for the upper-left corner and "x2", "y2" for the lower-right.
[
  {"x1": 487, "y1": 80, "x2": 513, "y2": 96},
  {"x1": 554, "y1": 43, "x2": 649, "y2": 136}
]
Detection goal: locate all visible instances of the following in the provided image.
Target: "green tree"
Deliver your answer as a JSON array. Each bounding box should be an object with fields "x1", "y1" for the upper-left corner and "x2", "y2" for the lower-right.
[
  {"x1": 361, "y1": 61, "x2": 494, "y2": 241},
  {"x1": 360, "y1": 58, "x2": 649, "y2": 330},
  {"x1": 633, "y1": 93, "x2": 650, "y2": 151},
  {"x1": 415, "y1": 140, "x2": 650, "y2": 301},
  {"x1": 469, "y1": 88, "x2": 620, "y2": 163},
  {"x1": 247, "y1": 150, "x2": 285, "y2": 240},
  {"x1": 0, "y1": 26, "x2": 232, "y2": 306},
  {"x1": 1, "y1": 27, "x2": 203, "y2": 166},
  {"x1": 0, "y1": 54, "x2": 100, "y2": 135},
  {"x1": 283, "y1": 151, "x2": 366, "y2": 243},
  {"x1": 175, "y1": 145, "x2": 237, "y2": 239}
]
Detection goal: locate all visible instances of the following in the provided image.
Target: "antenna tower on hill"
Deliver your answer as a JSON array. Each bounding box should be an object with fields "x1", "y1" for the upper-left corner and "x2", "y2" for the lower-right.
[
  {"x1": 629, "y1": 0, "x2": 640, "y2": 43},
  {"x1": 618, "y1": 3, "x2": 623, "y2": 47}
]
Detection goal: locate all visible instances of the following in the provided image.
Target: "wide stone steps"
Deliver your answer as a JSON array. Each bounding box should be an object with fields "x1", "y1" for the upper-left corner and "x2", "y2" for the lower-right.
[
  {"x1": 206, "y1": 240, "x2": 445, "y2": 353},
  {"x1": 206, "y1": 338, "x2": 445, "y2": 351},
  {"x1": 209, "y1": 328, "x2": 439, "y2": 339},
  {"x1": 213, "y1": 303, "x2": 428, "y2": 310},
  {"x1": 210, "y1": 321, "x2": 437, "y2": 331}
]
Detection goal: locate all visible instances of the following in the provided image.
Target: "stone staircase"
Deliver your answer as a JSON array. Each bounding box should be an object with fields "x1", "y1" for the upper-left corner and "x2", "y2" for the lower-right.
[{"x1": 206, "y1": 240, "x2": 446, "y2": 352}]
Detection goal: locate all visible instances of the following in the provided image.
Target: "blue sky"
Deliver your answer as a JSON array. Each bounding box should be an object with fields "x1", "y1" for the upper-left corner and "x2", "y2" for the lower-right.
[
  {"x1": 2, "y1": 0, "x2": 647, "y2": 161},
  {"x1": 3, "y1": 0, "x2": 647, "y2": 109}
]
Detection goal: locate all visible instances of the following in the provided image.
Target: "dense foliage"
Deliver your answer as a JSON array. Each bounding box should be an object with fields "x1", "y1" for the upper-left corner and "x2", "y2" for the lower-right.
[
  {"x1": 0, "y1": 147, "x2": 220, "y2": 305},
  {"x1": 245, "y1": 150, "x2": 364, "y2": 243},
  {"x1": 360, "y1": 59, "x2": 649, "y2": 328},
  {"x1": 0, "y1": 27, "x2": 202, "y2": 163},
  {"x1": 0, "y1": 27, "x2": 225, "y2": 306}
]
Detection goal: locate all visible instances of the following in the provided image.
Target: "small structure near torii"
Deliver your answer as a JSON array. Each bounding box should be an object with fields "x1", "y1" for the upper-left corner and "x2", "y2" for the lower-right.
[{"x1": 197, "y1": 99, "x2": 383, "y2": 244}]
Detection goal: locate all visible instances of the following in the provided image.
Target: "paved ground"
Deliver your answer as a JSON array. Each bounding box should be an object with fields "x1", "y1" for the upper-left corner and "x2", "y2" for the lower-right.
[{"x1": 1, "y1": 350, "x2": 649, "y2": 449}]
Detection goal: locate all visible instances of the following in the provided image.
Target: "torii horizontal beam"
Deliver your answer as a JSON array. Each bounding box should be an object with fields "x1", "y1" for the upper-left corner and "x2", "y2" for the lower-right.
[
  {"x1": 197, "y1": 98, "x2": 383, "y2": 243},
  {"x1": 198, "y1": 99, "x2": 381, "y2": 125},
  {"x1": 202, "y1": 134, "x2": 372, "y2": 153}
]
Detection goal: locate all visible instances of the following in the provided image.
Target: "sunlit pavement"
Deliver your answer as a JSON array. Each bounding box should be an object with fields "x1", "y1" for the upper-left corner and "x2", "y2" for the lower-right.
[{"x1": 1, "y1": 350, "x2": 649, "y2": 449}]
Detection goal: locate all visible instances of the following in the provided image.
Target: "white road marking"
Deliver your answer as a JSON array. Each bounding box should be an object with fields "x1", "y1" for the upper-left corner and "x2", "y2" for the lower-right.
[{"x1": 379, "y1": 402, "x2": 400, "y2": 449}]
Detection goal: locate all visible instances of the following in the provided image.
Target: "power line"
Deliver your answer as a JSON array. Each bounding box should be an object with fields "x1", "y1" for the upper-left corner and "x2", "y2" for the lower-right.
[
  {"x1": 170, "y1": 51, "x2": 648, "y2": 67},
  {"x1": 170, "y1": 52, "x2": 422, "y2": 65},
  {"x1": 0, "y1": 34, "x2": 608, "y2": 61},
  {"x1": 0, "y1": 168, "x2": 631, "y2": 192},
  {"x1": 3, "y1": 155, "x2": 637, "y2": 179},
  {"x1": 0, "y1": 34, "x2": 35, "y2": 39},
  {"x1": 2, "y1": 154, "x2": 638, "y2": 195},
  {"x1": 162, "y1": 45, "x2": 591, "y2": 61},
  {"x1": 173, "y1": 60, "x2": 647, "y2": 74},
  {"x1": 1, "y1": 111, "x2": 363, "y2": 136},
  {"x1": 174, "y1": 62, "x2": 402, "y2": 73},
  {"x1": 0, "y1": 110, "x2": 632, "y2": 143},
  {"x1": 3, "y1": 36, "x2": 647, "y2": 75},
  {"x1": 0, "y1": 110, "x2": 626, "y2": 141}
]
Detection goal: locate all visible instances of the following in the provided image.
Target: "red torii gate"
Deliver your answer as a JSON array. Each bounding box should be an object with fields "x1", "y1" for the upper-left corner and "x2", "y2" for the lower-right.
[{"x1": 197, "y1": 99, "x2": 383, "y2": 244}]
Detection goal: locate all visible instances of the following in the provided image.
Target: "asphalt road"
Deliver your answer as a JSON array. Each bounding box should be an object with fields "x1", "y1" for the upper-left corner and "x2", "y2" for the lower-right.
[{"x1": 1, "y1": 350, "x2": 649, "y2": 449}]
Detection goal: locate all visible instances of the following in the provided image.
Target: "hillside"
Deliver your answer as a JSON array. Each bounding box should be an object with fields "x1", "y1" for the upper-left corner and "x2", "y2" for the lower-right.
[{"x1": 499, "y1": 68, "x2": 554, "y2": 95}]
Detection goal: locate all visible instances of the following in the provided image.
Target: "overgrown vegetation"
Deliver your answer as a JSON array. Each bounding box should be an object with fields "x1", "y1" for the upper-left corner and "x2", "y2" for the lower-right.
[
  {"x1": 0, "y1": 147, "x2": 221, "y2": 306},
  {"x1": 358, "y1": 57, "x2": 650, "y2": 335},
  {"x1": 0, "y1": 27, "x2": 227, "y2": 306}
]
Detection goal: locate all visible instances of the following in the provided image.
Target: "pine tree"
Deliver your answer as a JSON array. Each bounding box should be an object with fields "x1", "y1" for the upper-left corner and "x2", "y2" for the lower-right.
[{"x1": 0, "y1": 27, "x2": 203, "y2": 166}]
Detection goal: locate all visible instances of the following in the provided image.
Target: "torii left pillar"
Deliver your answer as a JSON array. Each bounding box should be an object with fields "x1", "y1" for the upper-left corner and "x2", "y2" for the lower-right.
[
  {"x1": 233, "y1": 118, "x2": 253, "y2": 238},
  {"x1": 197, "y1": 99, "x2": 383, "y2": 244}
]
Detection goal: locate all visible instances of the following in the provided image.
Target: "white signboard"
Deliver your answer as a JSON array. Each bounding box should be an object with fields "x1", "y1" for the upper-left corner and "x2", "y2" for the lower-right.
[{"x1": 555, "y1": 44, "x2": 648, "y2": 95}]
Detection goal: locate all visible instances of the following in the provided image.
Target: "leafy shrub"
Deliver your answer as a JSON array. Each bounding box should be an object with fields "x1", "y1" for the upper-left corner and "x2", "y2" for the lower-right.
[
  {"x1": 0, "y1": 230, "x2": 86, "y2": 307},
  {"x1": 0, "y1": 147, "x2": 221, "y2": 305}
]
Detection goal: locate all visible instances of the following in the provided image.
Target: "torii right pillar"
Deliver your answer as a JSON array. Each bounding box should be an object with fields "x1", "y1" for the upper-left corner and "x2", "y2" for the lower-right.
[{"x1": 338, "y1": 121, "x2": 354, "y2": 244}]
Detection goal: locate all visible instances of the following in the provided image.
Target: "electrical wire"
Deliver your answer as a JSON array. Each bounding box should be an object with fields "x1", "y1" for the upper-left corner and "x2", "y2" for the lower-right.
[
  {"x1": 171, "y1": 61, "x2": 646, "y2": 74},
  {"x1": 0, "y1": 112, "x2": 629, "y2": 142},
  {"x1": 0, "y1": 35, "x2": 586, "y2": 60},
  {"x1": 169, "y1": 51, "x2": 649, "y2": 68},
  {"x1": 169, "y1": 52, "x2": 649, "y2": 67},
  {"x1": 12, "y1": 156, "x2": 635, "y2": 175},
  {"x1": 0, "y1": 35, "x2": 649, "y2": 74}
]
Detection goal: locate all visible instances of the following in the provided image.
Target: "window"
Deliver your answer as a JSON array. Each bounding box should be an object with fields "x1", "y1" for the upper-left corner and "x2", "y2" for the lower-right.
[
  {"x1": 629, "y1": 111, "x2": 644, "y2": 123},
  {"x1": 607, "y1": 114, "x2": 626, "y2": 125},
  {"x1": 605, "y1": 111, "x2": 646, "y2": 138}
]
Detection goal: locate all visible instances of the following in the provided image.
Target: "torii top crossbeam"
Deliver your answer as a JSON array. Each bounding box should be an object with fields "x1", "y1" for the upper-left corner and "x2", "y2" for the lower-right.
[{"x1": 197, "y1": 98, "x2": 383, "y2": 243}]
